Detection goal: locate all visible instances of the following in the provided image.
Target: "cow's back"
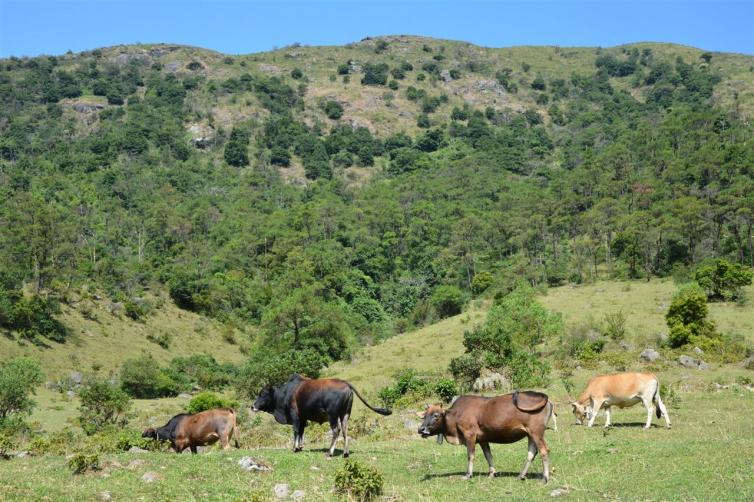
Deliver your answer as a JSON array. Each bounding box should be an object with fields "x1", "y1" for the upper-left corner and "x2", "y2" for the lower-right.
[
  {"x1": 293, "y1": 378, "x2": 352, "y2": 423},
  {"x1": 584, "y1": 372, "x2": 657, "y2": 399},
  {"x1": 179, "y1": 408, "x2": 235, "y2": 444},
  {"x1": 448, "y1": 394, "x2": 547, "y2": 444}
]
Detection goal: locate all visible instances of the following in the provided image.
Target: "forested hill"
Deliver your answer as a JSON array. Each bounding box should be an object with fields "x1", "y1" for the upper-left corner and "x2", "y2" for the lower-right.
[{"x1": 1, "y1": 36, "x2": 753, "y2": 375}]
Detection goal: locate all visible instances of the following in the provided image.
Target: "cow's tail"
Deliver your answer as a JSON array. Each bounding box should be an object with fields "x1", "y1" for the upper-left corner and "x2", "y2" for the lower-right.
[
  {"x1": 348, "y1": 384, "x2": 392, "y2": 415},
  {"x1": 547, "y1": 400, "x2": 558, "y2": 432},
  {"x1": 653, "y1": 380, "x2": 662, "y2": 419},
  {"x1": 227, "y1": 408, "x2": 240, "y2": 448}
]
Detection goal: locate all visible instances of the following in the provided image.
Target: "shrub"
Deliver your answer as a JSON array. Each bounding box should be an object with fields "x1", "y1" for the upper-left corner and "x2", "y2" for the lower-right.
[
  {"x1": 290, "y1": 68, "x2": 304, "y2": 80},
  {"x1": 433, "y1": 378, "x2": 457, "y2": 403},
  {"x1": 78, "y1": 378, "x2": 131, "y2": 435},
  {"x1": 0, "y1": 290, "x2": 68, "y2": 342},
  {"x1": 323, "y1": 100, "x2": 344, "y2": 119},
  {"x1": 68, "y1": 453, "x2": 100, "y2": 474},
  {"x1": 0, "y1": 357, "x2": 43, "y2": 424},
  {"x1": 120, "y1": 355, "x2": 184, "y2": 398},
  {"x1": 603, "y1": 310, "x2": 627, "y2": 341},
  {"x1": 337, "y1": 62, "x2": 350, "y2": 75},
  {"x1": 431, "y1": 286, "x2": 465, "y2": 318},
  {"x1": 450, "y1": 285, "x2": 561, "y2": 389},
  {"x1": 237, "y1": 349, "x2": 325, "y2": 398},
  {"x1": 665, "y1": 283, "x2": 716, "y2": 348},
  {"x1": 694, "y1": 259, "x2": 753, "y2": 301},
  {"x1": 361, "y1": 63, "x2": 389, "y2": 86},
  {"x1": 0, "y1": 433, "x2": 16, "y2": 459},
  {"x1": 388, "y1": 80, "x2": 399, "y2": 90},
  {"x1": 471, "y1": 272, "x2": 493, "y2": 294},
  {"x1": 334, "y1": 460, "x2": 384, "y2": 501},
  {"x1": 270, "y1": 145, "x2": 291, "y2": 166},
  {"x1": 187, "y1": 391, "x2": 239, "y2": 414},
  {"x1": 169, "y1": 354, "x2": 238, "y2": 390}
]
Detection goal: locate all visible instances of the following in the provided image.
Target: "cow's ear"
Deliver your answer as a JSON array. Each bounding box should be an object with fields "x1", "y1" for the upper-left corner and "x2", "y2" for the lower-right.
[
  {"x1": 570, "y1": 402, "x2": 577, "y2": 410},
  {"x1": 415, "y1": 411, "x2": 425, "y2": 418},
  {"x1": 423, "y1": 403, "x2": 430, "y2": 410}
]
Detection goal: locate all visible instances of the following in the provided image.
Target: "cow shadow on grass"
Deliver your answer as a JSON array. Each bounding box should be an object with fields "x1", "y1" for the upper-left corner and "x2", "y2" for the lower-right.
[
  {"x1": 588, "y1": 422, "x2": 661, "y2": 429},
  {"x1": 421, "y1": 471, "x2": 545, "y2": 481}
]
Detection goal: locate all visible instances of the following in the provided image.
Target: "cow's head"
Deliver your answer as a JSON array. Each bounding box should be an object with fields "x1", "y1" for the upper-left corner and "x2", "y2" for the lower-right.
[
  {"x1": 142, "y1": 428, "x2": 158, "y2": 439},
  {"x1": 252, "y1": 385, "x2": 275, "y2": 413},
  {"x1": 570, "y1": 401, "x2": 589, "y2": 425},
  {"x1": 417, "y1": 404, "x2": 445, "y2": 438}
]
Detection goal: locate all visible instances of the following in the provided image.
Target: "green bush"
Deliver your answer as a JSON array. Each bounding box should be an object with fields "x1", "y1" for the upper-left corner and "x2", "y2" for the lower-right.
[
  {"x1": 603, "y1": 310, "x2": 627, "y2": 341},
  {"x1": 694, "y1": 259, "x2": 753, "y2": 301},
  {"x1": 187, "y1": 391, "x2": 239, "y2": 414},
  {"x1": 334, "y1": 460, "x2": 384, "y2": 501},
  {"x1": 237, "y1": 349, "x2": 325, "y2": 398},
  {"x1": 120, "y1": 355, "x2": 184, "y2": 398},
  {"x1": 68, "y1": 453, "x2": 99, "y2": 475},
  {"x1": 0, "y1": 357, "x2": 43, "y2": 425},
  {"x1": 361, "y1": 63, "x2": 389, "y2": 86},
  {"x1": 0, "y1": 433, "x2": 16, "y2": 459},
  {"x1": 450, "y1": 285, "x2": 561, "y2": 389},
  {"x1": 169, "y1": 354, "x2": 238, "y2": 390},
  {"x1": 433, "y1": 378, "x2": 457, "y2": 403},
  {"x1": 78, "y1": 378, "x2": 131, "y2": 435},
  {"x1": 0, "y1": 290, "x2": 68, "y2": 343},
  {"x1": 471, "y1": 272, "x2": 493, "y2": 294},
  {"x1": 290, "y1": 68, "x2": 304, "y2": 80},
  {"x1": 323, "y1": 100, "x2": 344, "y2": 119},
  {"x1": 666, "y1": 283, "x2": 716, "y2": 348},
  {"x1": 430, "y1": 285, "x2": 466, "y2": 318}
]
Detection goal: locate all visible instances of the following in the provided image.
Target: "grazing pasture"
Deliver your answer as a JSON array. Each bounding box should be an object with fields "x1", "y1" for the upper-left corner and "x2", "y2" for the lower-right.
[{"x1": 2, "y1": 280, "x2": 754, "y2": 500}]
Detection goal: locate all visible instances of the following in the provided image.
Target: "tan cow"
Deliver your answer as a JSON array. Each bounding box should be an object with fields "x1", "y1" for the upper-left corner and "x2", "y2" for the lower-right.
[{"x1": 571, "y1": 372, "x2": 671, "y2": 429}]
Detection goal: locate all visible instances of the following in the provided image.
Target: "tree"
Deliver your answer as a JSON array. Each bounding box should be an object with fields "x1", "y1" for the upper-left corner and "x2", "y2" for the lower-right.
[
  {"x1": 431, "y1": 285, "x2": 466, "y2": 318},
  {"x1": 694, "y1": 259, "x2": 753, "y2": 301},
  {"x1": 120, "y1": 355, "x2": 183, "y2": 398},
  {"x1": 449, "y1": 285, "x2": 561, "y2": 388},
  {"x1": 0, "y1": 357, "x2": 43, "y2": 423},
  {"x1": 224, "y1": 127, "x2": 249, "y2": 167},
  {"x1": 78, "y1": 378, "x2": 131, "y2": 435}
]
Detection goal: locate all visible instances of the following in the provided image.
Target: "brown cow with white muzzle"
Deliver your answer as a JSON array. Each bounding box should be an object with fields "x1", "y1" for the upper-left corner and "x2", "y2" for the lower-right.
[
  {"x1": 142, "y1": 408, "x2": 237, "y2": 453},
  {"x1": 418, "y1": 391, "x2": 555, "y2": 482}
]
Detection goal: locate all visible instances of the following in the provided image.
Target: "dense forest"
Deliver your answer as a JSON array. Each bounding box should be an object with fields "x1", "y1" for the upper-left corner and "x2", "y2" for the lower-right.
[{"x1": 1, "y1": 37, "x2": 753, "y2": 383}]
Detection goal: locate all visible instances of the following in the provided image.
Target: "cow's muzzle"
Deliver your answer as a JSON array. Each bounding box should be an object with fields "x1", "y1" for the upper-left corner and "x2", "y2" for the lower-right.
[
  {"x1": 251, "y1": 406, "x2": 259, "y2": 413},
  {"x1": 418, "y1": 427, "x2": 431, "y2": 438}
]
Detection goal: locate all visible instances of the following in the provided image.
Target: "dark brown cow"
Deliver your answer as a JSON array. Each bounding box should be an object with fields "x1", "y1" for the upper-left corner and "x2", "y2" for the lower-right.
[
  {"x1": 418, "y1": 391, "x2": 554, "y2": 481},
  {"x1": 252, "y1": 374, "x2": 391, "y2": 457},
  {"x1": 142, "y1": 408, "x2": 236, "y2": 454}
]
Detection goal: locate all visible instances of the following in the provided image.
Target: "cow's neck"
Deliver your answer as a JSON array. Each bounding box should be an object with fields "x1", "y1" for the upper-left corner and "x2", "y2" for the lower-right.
[{"x1": 439, "y1": 413, "x2": 461, "y2": 445}]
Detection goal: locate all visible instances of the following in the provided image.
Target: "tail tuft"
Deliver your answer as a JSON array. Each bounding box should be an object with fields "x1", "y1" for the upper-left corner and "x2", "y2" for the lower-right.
[
  {"x1": 375, "y1": 408, "x2": 392, "y2": 416},
  {"x1": 655, "y1": 406, "x2": 661, "y2": 419}
]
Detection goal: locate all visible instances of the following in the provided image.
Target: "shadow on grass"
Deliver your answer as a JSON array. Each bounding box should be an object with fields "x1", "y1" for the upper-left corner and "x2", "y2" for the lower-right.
[{"x1": 421, "y1": 471, "x2": 545, "y2": 481}]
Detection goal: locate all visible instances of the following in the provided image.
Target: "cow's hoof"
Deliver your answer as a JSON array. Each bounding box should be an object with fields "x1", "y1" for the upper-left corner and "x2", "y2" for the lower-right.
[
  {"x1": 488, "y1": 472, "x2": 496, "y2": 479},
  {"x1": 461, "y1": 475, "x2": 472, "y2": 480},
  {"x1": 517, "y1": 475, "x2": 526, "y2": 481},
  {"x1": 542, "y1": 478, "x2": 549, "y2": 485},
  {"x1": 343, "y1": 453, "x2": 349, "y2": 458}
]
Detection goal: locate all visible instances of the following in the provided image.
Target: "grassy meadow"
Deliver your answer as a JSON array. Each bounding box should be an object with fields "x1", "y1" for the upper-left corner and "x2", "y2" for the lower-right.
[{"x1": 2, "y1": 279, "x2": 754, "y2": 501}]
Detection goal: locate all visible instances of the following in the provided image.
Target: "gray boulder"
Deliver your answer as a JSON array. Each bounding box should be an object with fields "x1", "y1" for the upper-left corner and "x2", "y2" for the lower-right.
[
  {"x1": 141, "y1": 471, "x2": 163, "y2": 483},
  {"x1": 640, "y1": 348, "x2": 661, "y2": 362},
  {"x1": 238, "y1": 457, "x2": 272, "y2": 472},
  {"x1": 473, "y1": 371, "x2": 509, "y2": 392},
  {"x1": 678, "y1": 355, "x2": 710, "y2": 370},
  {"x1": 69, "y1": 371, "x2": 84, "y2": 385}
]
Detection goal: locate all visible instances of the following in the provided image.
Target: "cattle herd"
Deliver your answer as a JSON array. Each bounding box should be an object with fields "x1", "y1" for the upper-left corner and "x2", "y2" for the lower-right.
[{"x1": 142, "y1": 372, "x2": 670, "y2": 483}]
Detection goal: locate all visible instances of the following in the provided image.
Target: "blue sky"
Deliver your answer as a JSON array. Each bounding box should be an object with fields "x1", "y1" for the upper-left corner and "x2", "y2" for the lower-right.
[{"x1": 1, "y1": 1, "x2": 752, "y2": 58}]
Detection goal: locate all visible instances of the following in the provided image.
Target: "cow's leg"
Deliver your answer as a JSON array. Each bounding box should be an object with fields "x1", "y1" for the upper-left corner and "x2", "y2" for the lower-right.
[
  {"x1": 655, "y1": 393, "x2": 671, "y2": 429},
  {"x1": 642, "y1": 398, "x2": 655, "y2": 429},
  {"x1": 463, "y1": 436, "x2": 476, "y2": 480},
  {"x1": 532, "y1": 434, "x2": 550, "y2": 484},
  {"x1": 480, "y1": 442, "x2": 495, "y2": 478},
  {"x1": 518, "y1": 436, "x2": 537, "y2": 480},
  {"x1": 341, "y1": 413, "x2": 350, "y2": 458},
  {"x1": 327, "y1": 417, "x2": 341, "y2": 457},
  {"x1": 189, "y1": 445, "x2": 197, "y2": 454},
  {"x1": 587, "y1": 399, "x2": 603, "y2": 427},
  {"x1": 291, "y1": 415, "x2": 305, "y2": 452},
  {"x1": 604, "y1": 406, "x2": 612, "y2": 428}
]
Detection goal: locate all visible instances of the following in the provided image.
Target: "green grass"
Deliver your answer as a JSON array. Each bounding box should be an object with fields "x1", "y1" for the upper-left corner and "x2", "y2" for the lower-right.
[
  {"x1": 4, "y1": 279, "x2": 754, "y2": 500},
  {"x1": 2, "y1": 387, "x2": 753, "y2": 501},
  {"x1": 0, "y1": 295, "x2": 248, "y2": 380}
]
